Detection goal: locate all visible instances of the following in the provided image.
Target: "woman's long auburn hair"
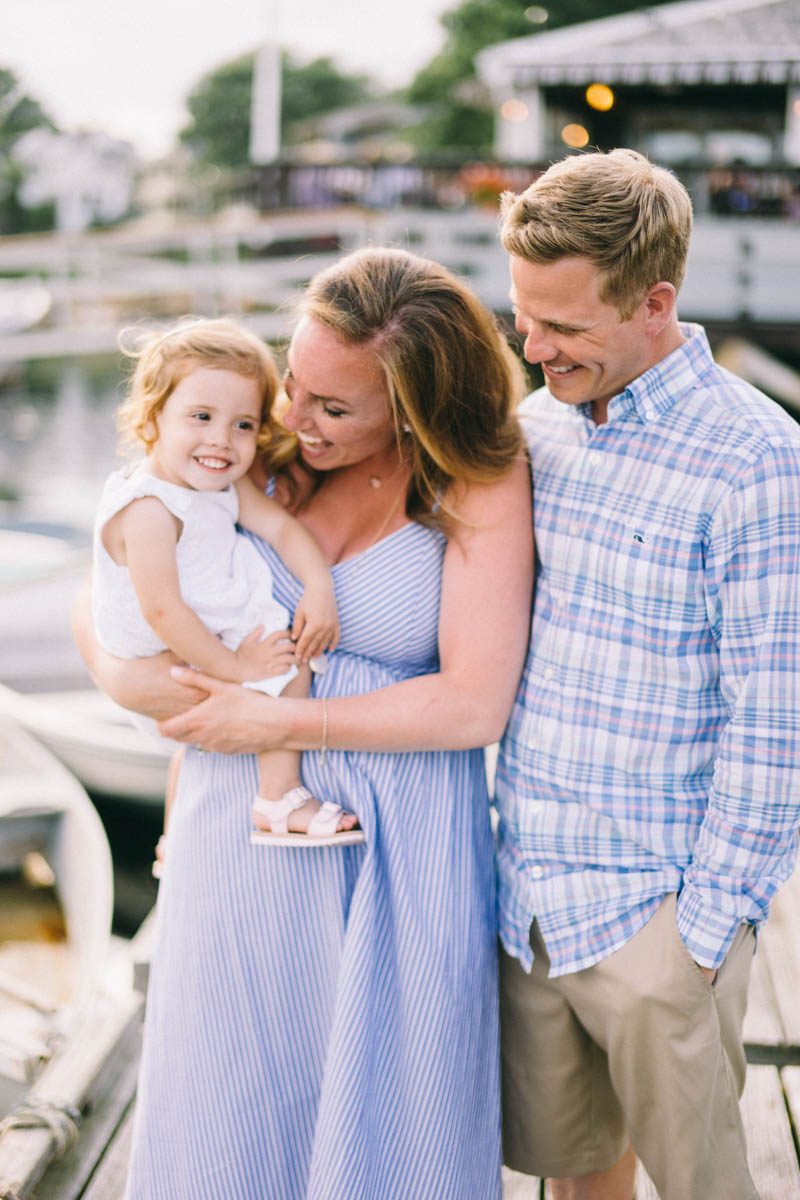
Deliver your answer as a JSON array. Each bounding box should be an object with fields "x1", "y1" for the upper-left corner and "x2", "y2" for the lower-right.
[{"x1": 263, "y1": 247, "x2": 526, "y2": 531}]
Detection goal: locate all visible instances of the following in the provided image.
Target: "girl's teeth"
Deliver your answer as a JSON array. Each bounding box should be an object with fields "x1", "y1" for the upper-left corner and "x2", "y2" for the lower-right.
[{"x1": 197, "y1": 457, "x2": 228, "y2": 468}]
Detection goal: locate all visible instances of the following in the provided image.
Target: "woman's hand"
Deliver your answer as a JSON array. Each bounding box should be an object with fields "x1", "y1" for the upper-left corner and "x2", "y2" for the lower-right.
[
  {"x1": 71, "y1": 575, "x2": 209, "y2": 720},
  {"x1": 110, "y1": 651, "x2": 210, "y2": 721},
  {"x1": 158, "y1": 668, "x2": 296, "y2": 754}
]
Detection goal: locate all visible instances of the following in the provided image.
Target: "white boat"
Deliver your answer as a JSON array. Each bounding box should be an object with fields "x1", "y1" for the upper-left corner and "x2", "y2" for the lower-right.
[
  {"x1": 0, "y1": 715, "x2": 114, "y2": 1094},
  {"x1": 0, "y1": 528, "x2": 86, "y2": 591},
  {"x1": 0, "y1": 281, "x2": 52, "y2": 336},
  {"x1": 0, "y1": 684, "x2": 171, "y2": 806},
  {"x1": 0, "y1": 525, "x2": 93, "y2": 693},
  {"x1": 0, "y1": 716, "x2": 144, "y2": 1197}
]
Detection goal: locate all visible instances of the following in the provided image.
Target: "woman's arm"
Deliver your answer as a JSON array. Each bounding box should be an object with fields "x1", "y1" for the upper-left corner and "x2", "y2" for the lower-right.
[
  {"x1": 71, "y1": 574, "x2": 209, "y2": 721},
  {"x1": 160, "y1": 454, "x2": 534, "y2": 753}
]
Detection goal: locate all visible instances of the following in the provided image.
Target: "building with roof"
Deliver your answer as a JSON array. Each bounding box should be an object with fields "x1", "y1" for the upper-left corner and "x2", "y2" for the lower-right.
[{"x1": 477, "y1": 0, "x2": 800, "y2": 168}]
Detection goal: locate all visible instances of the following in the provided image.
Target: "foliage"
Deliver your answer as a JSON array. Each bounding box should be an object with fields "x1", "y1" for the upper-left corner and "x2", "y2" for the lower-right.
[
  {"x1": 180, "y1": 52, "x2": 375, "y2": 169},
  {"x1": 0, "y1": 68, "x2": 57, "y2": 234},
  {"x1": 181, "y1": 55, "x2": 254, "y2": 169},
  {"x1": 280, "y1": 55, "x2": 373, "y2": 130},
  {"x1": 406, "y1": 0, "x2": 675, "y2": 154}
]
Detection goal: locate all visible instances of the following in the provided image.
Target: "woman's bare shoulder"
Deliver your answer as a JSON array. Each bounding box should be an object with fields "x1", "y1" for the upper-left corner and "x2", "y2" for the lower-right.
[{"x1": 250, "y1": 459, "x2": 315, "y2": 515}]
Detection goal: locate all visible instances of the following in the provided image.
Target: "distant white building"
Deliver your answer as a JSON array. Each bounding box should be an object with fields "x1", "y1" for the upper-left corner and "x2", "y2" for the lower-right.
[
  {"x1": 14, "y1": 129, "x2": 137, "y2": 233},
  {"x1": 477, "y1": 0, "x2": 800, "y2": 166}
]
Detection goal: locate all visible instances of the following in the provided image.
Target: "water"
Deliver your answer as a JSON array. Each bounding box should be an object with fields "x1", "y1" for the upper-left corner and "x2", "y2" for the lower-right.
[
  {"x1": 1, "y1": 353, "x2": 162, "y2": 935},
  {"x1": 0, "y1": 354, "x2": 125, "y2": 530}
]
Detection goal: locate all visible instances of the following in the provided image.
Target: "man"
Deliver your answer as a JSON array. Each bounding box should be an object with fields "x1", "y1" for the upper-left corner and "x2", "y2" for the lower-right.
[{"x1": 495, "y1": 148, "x2": 800, "y2": 1200}]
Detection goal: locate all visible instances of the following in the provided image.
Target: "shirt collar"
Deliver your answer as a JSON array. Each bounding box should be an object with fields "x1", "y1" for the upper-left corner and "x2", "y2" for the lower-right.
[{"x1": 621, "y1": 323, "x2": 715, "y2": 424}]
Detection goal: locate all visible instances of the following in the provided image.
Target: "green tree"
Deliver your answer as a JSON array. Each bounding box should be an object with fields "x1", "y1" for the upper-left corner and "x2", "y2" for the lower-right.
[
  {"x1": 406, "y1": 0, "x2": 675, "y2": 155},
  {"x1": 0, "y1": 68, "x2": 57, "y2": 233},
  {"x1": 181, "y1": 55, "x2": 254, "y2": 169},
  {"x1": 180, "y1": 52, "x2": 375, "y2": 169},
  {"x1": 280, "y1": 55, "x2": 373, "y2": 131}
]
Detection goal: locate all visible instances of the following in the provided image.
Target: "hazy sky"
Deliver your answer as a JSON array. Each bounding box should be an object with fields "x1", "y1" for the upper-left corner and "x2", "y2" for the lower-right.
[{"x1": 4, "y1": 0, "x2": 450, "y2": 158}]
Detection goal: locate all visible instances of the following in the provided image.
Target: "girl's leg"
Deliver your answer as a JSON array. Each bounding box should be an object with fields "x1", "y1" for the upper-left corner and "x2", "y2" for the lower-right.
[
  {"x1": 153, "y1": 746, "x2": 185, "y2": 877},
  {"x1": 251, "y1": 667, "x2": 358, "y2": 835}
]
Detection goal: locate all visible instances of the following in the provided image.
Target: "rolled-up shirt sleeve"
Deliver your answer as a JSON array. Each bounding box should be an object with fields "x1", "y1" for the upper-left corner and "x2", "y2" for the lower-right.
[{"x1": 678, "y1": 443, "x2": 800, "y2": 968}]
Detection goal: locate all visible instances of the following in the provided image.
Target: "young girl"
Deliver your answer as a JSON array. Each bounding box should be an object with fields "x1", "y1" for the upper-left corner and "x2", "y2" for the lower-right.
[{"x1": 91, "y1": 317, "x2": 362, "y2": 845}]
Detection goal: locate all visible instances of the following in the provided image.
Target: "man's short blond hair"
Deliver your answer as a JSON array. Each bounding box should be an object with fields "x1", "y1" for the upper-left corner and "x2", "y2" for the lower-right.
[{"x1": 500, "y1": 149, "x2": 693, "y2": 319}]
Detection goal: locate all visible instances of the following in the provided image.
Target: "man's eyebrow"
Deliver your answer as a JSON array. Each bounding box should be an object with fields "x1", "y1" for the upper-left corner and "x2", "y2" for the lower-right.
[{"x1": 546, "y1": 318, "x2": 593, "y2": 332}]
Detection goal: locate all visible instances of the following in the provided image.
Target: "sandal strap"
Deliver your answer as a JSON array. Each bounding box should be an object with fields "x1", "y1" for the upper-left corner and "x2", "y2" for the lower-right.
[
  {"x1": 307, "y1": 800, "x2": 344, "y2": 838},
  {"x1": 252, "y1": 787, "x2": 312, "y2": 835}
]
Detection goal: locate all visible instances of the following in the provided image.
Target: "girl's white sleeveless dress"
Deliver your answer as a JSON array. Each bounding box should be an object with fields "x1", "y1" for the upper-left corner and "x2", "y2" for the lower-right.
[{"x1": 126, "y1": 521, "x2": 502, "y2": 1199}]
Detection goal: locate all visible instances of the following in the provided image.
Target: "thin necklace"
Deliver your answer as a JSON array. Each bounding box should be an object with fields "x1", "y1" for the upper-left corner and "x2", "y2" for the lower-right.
[
  {"x1": 362, "y1": 487, "x2": 405, "y2": 555},
  {"x1": 343, "y1": 466, "x2": 408, "y2": 572}
]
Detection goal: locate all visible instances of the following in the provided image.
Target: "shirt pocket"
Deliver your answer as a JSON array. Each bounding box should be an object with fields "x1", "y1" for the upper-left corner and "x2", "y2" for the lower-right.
[{"x1": 615, "y1": 525, "x2": 704, "y2": 650}]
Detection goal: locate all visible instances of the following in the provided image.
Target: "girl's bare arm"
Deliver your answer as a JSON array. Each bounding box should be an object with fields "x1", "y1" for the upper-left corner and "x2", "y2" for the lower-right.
[{"x1": 159, "y1": 454, "x2": 534, "y2": 753}]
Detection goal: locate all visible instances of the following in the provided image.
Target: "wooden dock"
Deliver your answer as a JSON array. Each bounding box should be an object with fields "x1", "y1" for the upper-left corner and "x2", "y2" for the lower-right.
[
  {"x1": 3, "y1": 868, "x2": 799, "y2": 1199},
  {"x1": 505, "y1": 861, "x2": 800, "y2": 1200}
]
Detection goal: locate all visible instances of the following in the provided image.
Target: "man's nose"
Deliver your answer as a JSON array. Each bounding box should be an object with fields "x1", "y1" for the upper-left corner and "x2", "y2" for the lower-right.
[{"x1": 522, "y1": 324, "x2": 557, "y2": 365}]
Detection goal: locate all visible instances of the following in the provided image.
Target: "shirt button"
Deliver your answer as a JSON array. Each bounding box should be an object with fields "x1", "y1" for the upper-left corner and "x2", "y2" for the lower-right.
[
  {"x1": 644, "y1": 407, "x2": 656, "y2": 421},
  {"x1": 527, "y1": 734, "x2": 538, "y2": 749},
  {"x1": 569, "y1": 522, "x2": 580, "y2": 536},
  {"x1": 529, "y1": 800, "x2": 543, "y2": 815},
  {"x1": 543, "y1": 666, "x2": 555, "y2": 680},
  {"x1": 531, "y1": 865, "x2": 544, "y2": 879},
  {"x1": 588, "y1": 450, "x2": 603, "y2": 467}
]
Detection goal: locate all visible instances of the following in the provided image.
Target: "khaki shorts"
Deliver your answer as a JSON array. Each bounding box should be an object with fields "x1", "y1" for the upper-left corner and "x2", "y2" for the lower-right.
[{"x1": 500, "y1": 893, "x2": 758, "y2": 1200}]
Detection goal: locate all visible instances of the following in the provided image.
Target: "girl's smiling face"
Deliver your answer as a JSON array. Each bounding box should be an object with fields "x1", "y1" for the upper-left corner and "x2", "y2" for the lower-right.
[
  {"x1": 281, "y1": 317, "x2": 397, "y2": 473},
  {"x1": 147, "y1": 367, "x2": 263, "y2": 490}
]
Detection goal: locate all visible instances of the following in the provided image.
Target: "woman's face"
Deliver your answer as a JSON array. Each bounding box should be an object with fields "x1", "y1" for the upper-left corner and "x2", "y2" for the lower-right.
[{"x1": 283, "y1": 317, "x2": 397, "y2": 473}]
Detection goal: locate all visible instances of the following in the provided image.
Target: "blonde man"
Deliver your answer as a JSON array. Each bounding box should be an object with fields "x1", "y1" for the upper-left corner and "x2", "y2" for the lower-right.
[{"x1": 496, "y1": 149, "x2": 800, "y2": 1200}]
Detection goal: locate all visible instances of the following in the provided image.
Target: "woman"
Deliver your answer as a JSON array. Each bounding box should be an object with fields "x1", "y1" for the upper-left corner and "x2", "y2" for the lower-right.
[{"x1": 75, "y1": 248, "x2": 533, "y2": 1199}]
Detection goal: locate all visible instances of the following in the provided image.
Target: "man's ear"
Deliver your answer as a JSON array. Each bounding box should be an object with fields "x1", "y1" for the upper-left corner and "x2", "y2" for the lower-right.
[{"x1": 641, "y1": 281, "x2": 677, "y2": 335}]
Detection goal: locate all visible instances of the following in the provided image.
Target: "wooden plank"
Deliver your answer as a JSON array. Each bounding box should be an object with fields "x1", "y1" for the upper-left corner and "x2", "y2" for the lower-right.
[
  {"x1": 758, "y1": 861, "x2": 800, "y2": 1047},
  {"x1": 504, "y1": 1062, "x2": 800, "y2": 1200},
  {"x1": 744, "y1": 941, "x2": 785, "y2": 1050},
  {"x1": 632, "y1": 1062, "x2": 800, "y2": 1200},
  {"x1": 128, "y1": 906, "x2": 158, "y2": 997},
  {"x1": 774, "y1": 856, "x2": 800, "y2": 913},
  {"x1": 502, "y1": 1166, "x2": 543, "y2": 1197},
  {"x1": 0, "y1": 991, "x2": 142, "y2": 1199},
  {"x1": 32, "y1": 1007, "x2": 142, "y2": 1200},
  {"x1": 742, "y1": 1064, "x2": 800, "y2": 1200},
  {"x1": 782, "y1": 1066, "x2": 800, "y2": 1153},
  {"x1": 80, "y1": 1101, "x2": 136, "y2": 1200}
]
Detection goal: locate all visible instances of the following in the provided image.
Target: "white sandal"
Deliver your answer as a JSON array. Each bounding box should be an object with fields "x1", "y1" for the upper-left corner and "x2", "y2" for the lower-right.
[{"x1": 250, "y1": 786, "x2": 365, "y2": 847}]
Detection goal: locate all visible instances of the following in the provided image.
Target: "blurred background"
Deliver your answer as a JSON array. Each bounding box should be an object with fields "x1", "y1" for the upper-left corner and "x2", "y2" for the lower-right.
[{"x1": 1, "y1": 0, "x2": 799, "y2": 931}]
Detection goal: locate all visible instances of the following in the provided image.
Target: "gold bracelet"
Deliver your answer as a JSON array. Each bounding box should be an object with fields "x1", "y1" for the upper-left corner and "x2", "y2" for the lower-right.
[{"x1": 320, "y1": 696, "x2": 328, "y2": 767}]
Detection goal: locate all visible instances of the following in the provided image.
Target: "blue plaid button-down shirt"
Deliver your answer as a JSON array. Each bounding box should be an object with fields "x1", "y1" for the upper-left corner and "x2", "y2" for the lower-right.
[{"x1": 496, "y1": 324, "x2": 800, "y2": 976}]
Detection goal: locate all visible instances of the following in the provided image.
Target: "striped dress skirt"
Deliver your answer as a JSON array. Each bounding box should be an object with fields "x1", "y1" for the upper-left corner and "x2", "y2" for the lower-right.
[{"x1": 126, "y1": 523, "x2": 502, "y2": 1199}]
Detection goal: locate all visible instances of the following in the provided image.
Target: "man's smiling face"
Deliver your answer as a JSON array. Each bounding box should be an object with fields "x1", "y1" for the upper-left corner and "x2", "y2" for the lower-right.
[{"x1": 509, "y1": 254, "x2": 658, "y2": 423}]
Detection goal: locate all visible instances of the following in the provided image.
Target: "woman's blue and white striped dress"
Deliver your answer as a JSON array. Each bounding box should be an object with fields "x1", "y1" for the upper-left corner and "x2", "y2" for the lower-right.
[{"x1": 126, "y1": 522, "x2": 502, "y2": 1199}]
